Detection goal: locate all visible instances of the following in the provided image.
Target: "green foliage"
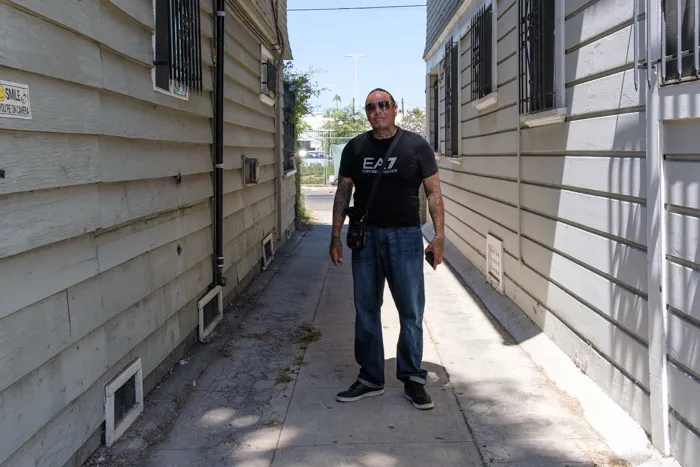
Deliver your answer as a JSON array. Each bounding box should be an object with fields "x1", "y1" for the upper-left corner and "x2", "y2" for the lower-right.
[
  {"x1": 322, "y1": 105, "x2": 371, "y2": 135},
  {"x1": 400, "y1": 107, "x2": 426, "y2": 137},
  {"x1": 283, "y1": 62, "x2": 324, "y2": 133}
]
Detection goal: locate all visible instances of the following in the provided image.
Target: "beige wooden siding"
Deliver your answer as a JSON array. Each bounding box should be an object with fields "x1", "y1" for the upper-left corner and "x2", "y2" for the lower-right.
[
  {"x1": 434, "y1": 0, "x2": 652, "y2": 434},
  {"x1": 0, "y1": 0, "x2": 286, "y2": 465},
  {"x1": 662, "y1": 118, "x2": 700, "y2": 467}
]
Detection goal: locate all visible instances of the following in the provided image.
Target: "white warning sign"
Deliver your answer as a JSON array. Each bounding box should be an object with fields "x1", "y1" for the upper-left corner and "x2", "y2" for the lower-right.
[{"x1": 0, "y1": 81, "x2": 32, "y2": 119}]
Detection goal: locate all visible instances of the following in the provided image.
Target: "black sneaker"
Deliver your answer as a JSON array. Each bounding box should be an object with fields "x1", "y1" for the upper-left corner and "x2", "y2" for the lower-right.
[
  {"x1": 336, "y1": 381, "x2": 384, "y2": 402},
  {"x1": 404, "y1": 381, "x2": 434, "y2": 410}
]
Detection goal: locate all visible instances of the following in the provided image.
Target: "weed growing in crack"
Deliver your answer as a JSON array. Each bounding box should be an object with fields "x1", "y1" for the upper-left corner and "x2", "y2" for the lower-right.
[
  {"x1": 277, "y1": 370, "x2": 293, "y2": 385},
  {"x1": 294, "y1": 355, "x2": 306, "y2": 366},
  {"x1": 219, "y1": 344, "x2": 234, "y2": 358},
  {"x1": 295, "y1": 324, "x2": 322, "y2": 349}
]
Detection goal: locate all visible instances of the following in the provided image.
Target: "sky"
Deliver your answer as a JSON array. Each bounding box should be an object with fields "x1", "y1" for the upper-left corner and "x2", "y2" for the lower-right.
[{"x1": 286, "y1": 0, "x2": 428, "y2": 114}]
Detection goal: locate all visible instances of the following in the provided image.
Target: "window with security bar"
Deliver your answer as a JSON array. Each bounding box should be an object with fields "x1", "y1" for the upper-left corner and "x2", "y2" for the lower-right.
[
  {"x1": 471, "y1": 5, "x2": 493, "y2": 101},
  {"x1": 264, "y1": 60, "x2": 278, "y2": 95},
  {"x1": 662, "y1": 0, "x2": 699, "y2": 83},
  {"x1": 444, "y1": 40, "x2": 459, "y2": 156},
  {"x1": 432, "y1": 77, "x2": 439, "y2": 151},
  {"x1": 518, "y1": 0, "x2": 556, "y2": 114},
  {"x1": 153, "y1": 0, "x2": 203, "y2": 98}
]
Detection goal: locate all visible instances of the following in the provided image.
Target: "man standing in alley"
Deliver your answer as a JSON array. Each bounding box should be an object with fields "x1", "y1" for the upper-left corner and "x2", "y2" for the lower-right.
[{"x1": 329, "y1": 88, "x2": 445, "y2": 410}]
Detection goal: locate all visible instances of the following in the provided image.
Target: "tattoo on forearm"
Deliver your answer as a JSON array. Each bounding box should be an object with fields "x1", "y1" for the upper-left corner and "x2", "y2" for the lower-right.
[
  {"x1": 424, "y1": 176, "x2": 445, "y2": 238},
  {"x1": 332, "y1": 178, "x2": 353, "y2": 239}
]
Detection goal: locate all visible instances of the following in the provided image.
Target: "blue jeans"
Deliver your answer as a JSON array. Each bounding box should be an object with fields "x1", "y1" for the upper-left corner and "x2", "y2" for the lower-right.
[{"x1": 351, "y1": 225, "x2": 428, "y2": 388}]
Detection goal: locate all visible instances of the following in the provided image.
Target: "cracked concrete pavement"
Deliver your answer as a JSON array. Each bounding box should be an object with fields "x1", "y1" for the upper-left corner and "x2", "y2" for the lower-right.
[{"x1": 86, "y1": 189, "x2": 664, "y2": 467}]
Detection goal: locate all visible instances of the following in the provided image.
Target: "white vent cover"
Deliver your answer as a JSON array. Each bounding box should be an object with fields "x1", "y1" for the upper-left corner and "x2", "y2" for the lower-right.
[
  {"x1": 485, "y1": 233, "x2": 504, "y2": 294},
  {"x1": 198, "y1": 285, "x2": 223, "y2": 341},
  {"x1": 105, "y1": 358, "x2": 144, "y2": 447},
  {"x1": 262, "y1": 232, "x2": 275, "y2": 269}
]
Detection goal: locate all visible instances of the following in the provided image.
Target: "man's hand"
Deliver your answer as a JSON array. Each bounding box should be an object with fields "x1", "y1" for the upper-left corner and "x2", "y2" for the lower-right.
[
  {"x1": 330, "y1": 235, "x2": 343, "y2": 267},
  {"x1": 425, "y1": 235, "x2": 444, "y2": 270}
]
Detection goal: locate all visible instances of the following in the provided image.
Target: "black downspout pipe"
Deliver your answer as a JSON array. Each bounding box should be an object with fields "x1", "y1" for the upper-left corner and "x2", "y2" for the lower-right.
[{"x1": 214, "y1": 0, "x2": 226, "y2": 287}]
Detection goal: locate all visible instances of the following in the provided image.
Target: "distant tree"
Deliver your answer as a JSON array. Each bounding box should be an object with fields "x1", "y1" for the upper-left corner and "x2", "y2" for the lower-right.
[
  {"x1": 283, "y1": 62, "x2": 325, "y2": 134},
  {"x1": 322, "y1": 104, "x2": 371, "y2": 135},
  {"x1": 400, "y1": 107, "x2": 426, "y2": 137},
  {"x1": 333, "y1": 94, "x2": 342, "y2": 108}
]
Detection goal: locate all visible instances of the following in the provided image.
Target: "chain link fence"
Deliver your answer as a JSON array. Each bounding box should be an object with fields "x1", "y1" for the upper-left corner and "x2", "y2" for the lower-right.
[{"x1": 297, "y1": 129, "x2": 362, "y2": 185}]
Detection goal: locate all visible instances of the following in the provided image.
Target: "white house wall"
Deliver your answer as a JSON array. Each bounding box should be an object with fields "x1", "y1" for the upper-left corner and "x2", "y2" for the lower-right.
[
  {"x1": 425, "y1": 0, "x2": 679, "y2": 454},
  {"x1": 0, "y1": 1, "x2": 294, "y2": 465}
]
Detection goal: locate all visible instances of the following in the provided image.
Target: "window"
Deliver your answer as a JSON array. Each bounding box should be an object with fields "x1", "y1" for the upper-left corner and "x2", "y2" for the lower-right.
[
  {"x1": 432, "y1": 77, "x2": 439, "y2": 151},
  {"x1": 282, "y1": 81, "x2": 296, "y2": 172},
  {"x1": 444, "y1": 39, "x2": 459, "y2": 156},
  {"x1": 662, "y1": 0, "x2": 698, "y2": 83},
  {"x1": 518, "y1": 0, "x2": 556, "y2": 114},
  {"x1": 153, "y1": 0, "x2": 203, "y2": 99},
  {"x1": 471, "y1": 4, "x2": 494, "y2": 101}
]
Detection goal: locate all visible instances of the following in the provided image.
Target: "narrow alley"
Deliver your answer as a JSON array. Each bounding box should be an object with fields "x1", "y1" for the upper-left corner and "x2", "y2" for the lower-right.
[{"x1": 85, "y1": 190, "x2": 655, "y2": 467}]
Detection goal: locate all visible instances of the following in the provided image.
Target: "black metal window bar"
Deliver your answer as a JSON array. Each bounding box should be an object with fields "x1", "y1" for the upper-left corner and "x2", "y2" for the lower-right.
[
  {"x1": 471, "y1": 4, "x2": 493, "y2": 101},
  {"x1": 444, "y1": 40, "x2": 459, "y2": 156},
  {"x1": 662, "y1": 0, "x2": 699, "y2": 83},
  {"x1": 265, "y1": 60, "x2": 278, "y2": 95},
  {"x1": 432, "y1": 79, "x2": 439, "y2": 151},
  {"x1": 154, "y1": 0, "x2": 203, "y2": 94},
  {"x1": 517, "y1": 0, "x2": 556, "y2": 114}
]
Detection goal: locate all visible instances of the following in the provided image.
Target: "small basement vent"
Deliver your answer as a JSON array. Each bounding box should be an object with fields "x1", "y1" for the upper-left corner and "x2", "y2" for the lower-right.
[
  {"x1": 262, "y1": 232, "x2": 275, "y2": 269},
  {"x1": 198, "y1": 285, "x2": 223, "y2": 341},
  {"x1": 242, "y1": 155, "x2": 260, "y2": 185},
  {"x1": 485, "y1": 233, "x2": 504, "y2": 294},
  {"x1": 105, "y1": 358, "x2": 144, "y2": 447}
]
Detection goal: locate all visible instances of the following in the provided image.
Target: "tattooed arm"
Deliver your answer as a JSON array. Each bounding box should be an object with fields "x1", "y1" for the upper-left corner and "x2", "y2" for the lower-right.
[
  {"x1": 330, "y1": 176, "x2": 354, "y2": 266},
  {"x1": 423, "y1": 172, "x2": 445, "y2": 269}
]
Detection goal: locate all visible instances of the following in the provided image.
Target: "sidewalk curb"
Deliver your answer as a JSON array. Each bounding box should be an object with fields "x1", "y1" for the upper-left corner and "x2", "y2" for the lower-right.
[{"x1": 421, "y1": 223, "x2": 681, "y2": 467}]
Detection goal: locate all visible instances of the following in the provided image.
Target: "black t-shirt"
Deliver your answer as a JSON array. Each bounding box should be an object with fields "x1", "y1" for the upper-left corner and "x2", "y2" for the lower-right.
[{"x1": 338, "y1": 128, "x2": 438, "y2": 227}]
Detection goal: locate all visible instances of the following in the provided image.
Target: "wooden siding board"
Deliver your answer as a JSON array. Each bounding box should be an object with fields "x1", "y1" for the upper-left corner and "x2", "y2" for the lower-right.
[
  {"x1": 223, "y1": 122, "x2": 275, "y2": 148},
  {"x1": 224, "y1": 78, "x2": 271, "y2": 116},
  {"x1": 666, "y1": 212, "x2": 700, "y2": 265},
  {"x1": 0, "y1": 3, "x2": 102, "y2": 88},
  {"x1": 670, "y1": 413, "x2": 700, "y2": 467},
  {"x1": 99, "y1": 1, "x2": 153, "y2": 66},
  {"x1": 107, "y1": 0, "x2": 156, "y2": 29},
  {"x1": 99, "y1": 138, "x2": 212, "y2": 183},
  {"x1": 666, "y1": 160, "x2": 700, "y2": 211},
  {"x1": 497, "y1": 53, "x2": 517, "y2": 85},
  {"x1": 441, "y1": 181, "x2": 519, "y2": 232},
  {"x1": 462, "y1": 106, "x2": 519, "y2": 139},
  {"x1": 0, "y1": 184, "x2": 100, "y2": 260},
  {"x1": 224, "y1": 98, "x2": 275, "y2": 133},
  {"x1": 564, "y1": 0, "x2": 636, "y2": 51},
  {"x1": 567, "y1": 69, "x2": 643, "y2": 116},
  {"x1": 520, "y1": 184, "x2": 647, "y2": 245},
  {"x1": 96, "y1": 202, "x2": 212, "y2": 272},
  {"x1": 521, "y1": 155, "x2": 646, "y2": 199},
  {"x1": 0, "y1": 292, "x2": 71, "y2": 393},
  {"x1": 223, "y1": 54, "x2": 260, "y2": 93},
  {"x1": 521, "y1": 113, "x2": 646, "y2": 153},
  {"x1": 667, "y1": 261, "x2": 700, "y2": 323},
  {"x1": 224, "y1": 146, "x2": 276, "y2": 169},
  {"x1": 502, "y1": 256, "x2": 652, "y2": 432},
  {"x1": 98, "y1": 173, "x2": 213, "y2": 229},
  {"x1": 0, "y1": 132, "x2": 100, "y2": 195},
  {"x1": 451, "y1": 155, "x2": 518, "y2": 180},
  {"x1": 0, "y1": 68, "x2": 102, "y2": 135},
  {"x1": 522, "y1": 209, "x2": 649, "y2": 295},
  {"x1": 441, "y1": 169, "x2": 518, "y2": 205},
  {"x1": 224, "y1": 33, "x2": 260, "y2": 76},
  {"x1": 461, "y1": 129, "x2": 518, "y2": 155},
  {"x1": 515, "y1": 239, "x2": 650, "y2": 387},
  {"x1": 565, "y1": 25, "x2": 634, "y2": 84},
  {"x1": 665, "y1": 120, "x2": 700, "y2": 154},
  {"x1": 0, "y1": 258, "x2": 210, "y2": 464},
  {"x1": 100, "y1": 92, "x2": 213, "y2": 144},
  {"x1": 668, "y1": 363, "x2": 700, "y2": 434},
  {"x1": 100, "y1": 49, "x2": 213, "y2": 118},
  {"x1": 0, "y1": 235, "x2": 98, "y2": 320},
  {"x1": 668, "y1": 313, "x2": 700, "y2": 378},
  {"x1": 4, "y1": 0, "x2": 103, "y2": 40},
  {"x1": 444, "y1": 197, "x2": 519, "y2": 253}
]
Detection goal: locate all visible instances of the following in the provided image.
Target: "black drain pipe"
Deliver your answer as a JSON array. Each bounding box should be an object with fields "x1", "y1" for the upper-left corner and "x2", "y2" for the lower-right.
[{"x1": 214, "y1": 0, "x2": 226, "y2": 287}]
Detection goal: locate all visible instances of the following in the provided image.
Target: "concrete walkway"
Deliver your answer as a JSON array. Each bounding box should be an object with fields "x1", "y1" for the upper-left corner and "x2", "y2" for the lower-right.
[{"x1": 91, "y1": 193, "x2": 636, "y2": 467}]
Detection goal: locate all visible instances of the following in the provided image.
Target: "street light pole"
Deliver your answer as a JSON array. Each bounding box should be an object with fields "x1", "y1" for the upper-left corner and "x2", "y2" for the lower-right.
[{"x1": 345, "y1": 54, "x2": 364, "y2": 112}]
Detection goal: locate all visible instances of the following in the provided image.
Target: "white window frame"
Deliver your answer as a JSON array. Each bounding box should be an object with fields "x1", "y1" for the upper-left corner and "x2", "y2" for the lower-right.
[
  {"x1": 468, "y1": 0, "x2": 500, "y2": 112},
  {"x1": 519, "y1": 0, "x2": 567, "y2": 128},
  {"x1": 260, "y1": 44, "x2": 275, "y2": 106},
  {"x1": 151, "y1": 0, "x2": 190, "y2": 101}
]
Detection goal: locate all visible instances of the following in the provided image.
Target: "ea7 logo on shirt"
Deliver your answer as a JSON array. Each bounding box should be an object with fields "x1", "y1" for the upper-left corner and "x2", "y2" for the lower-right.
[{"x1": 362, "y1": 157, "x2": 398, "y2": 174}]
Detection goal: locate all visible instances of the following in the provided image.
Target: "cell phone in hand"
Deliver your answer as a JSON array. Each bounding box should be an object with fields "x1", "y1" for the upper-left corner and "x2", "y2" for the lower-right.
[{"x1": 425, "y1": 250, "x2": 435, "y2": 268}]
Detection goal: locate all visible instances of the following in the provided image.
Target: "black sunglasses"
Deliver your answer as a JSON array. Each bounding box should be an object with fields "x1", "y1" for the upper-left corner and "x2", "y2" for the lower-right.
[{"x1": 365, "y1": 100, "x2": 393, "y2": 112}]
